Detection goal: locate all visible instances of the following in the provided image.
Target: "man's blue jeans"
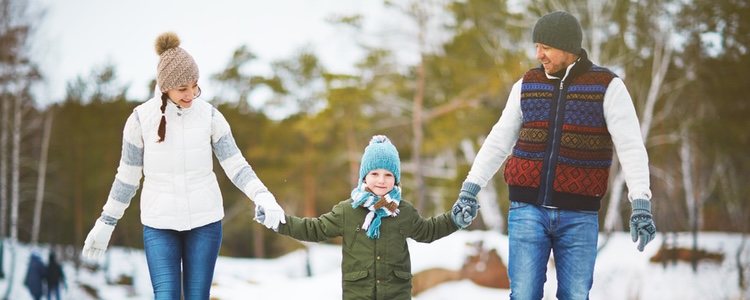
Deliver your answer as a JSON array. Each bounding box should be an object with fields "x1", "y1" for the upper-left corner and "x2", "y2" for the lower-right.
[
  {"x1": 507, "y1": 201, "x2": 598, "y2": 300},
  {"x1": 143, "y1": 220, "x2": 222, "y2": 300}
]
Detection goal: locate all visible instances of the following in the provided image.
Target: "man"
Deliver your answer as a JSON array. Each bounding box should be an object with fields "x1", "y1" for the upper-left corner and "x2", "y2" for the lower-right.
[{"x1": 455, "y1": 11, "x2": 656, "y2": 299}]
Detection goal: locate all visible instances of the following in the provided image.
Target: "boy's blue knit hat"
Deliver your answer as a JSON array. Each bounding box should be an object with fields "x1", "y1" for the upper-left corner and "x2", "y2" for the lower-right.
[{"x1": 359, "y1": 135, "x2": 401, "y2": 184}]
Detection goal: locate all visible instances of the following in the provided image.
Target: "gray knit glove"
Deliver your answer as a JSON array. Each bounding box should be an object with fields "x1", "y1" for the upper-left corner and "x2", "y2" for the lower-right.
[
  {"x1": 630, "y1": 199, "x2": 656, "y2": 252},
  {"x1": 452, "y1": 182, "x2": 480, "y2": 229}
]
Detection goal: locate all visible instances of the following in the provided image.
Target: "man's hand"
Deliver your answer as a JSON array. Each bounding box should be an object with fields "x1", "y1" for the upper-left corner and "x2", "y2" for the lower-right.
[
  {"x1": 630, "y1": 199, "x2": 656, "y2": 252},
  {"x1": 451, "y1": 182, "x2": 481, "y2": 229}
]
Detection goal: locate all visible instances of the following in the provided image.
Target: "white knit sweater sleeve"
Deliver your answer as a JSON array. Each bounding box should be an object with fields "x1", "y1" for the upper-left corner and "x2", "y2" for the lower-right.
[
  {"x1": 603, "y1": 78, "x2": 652, "y2": 201},
  {"x1": 465, "y1": 79, "x2": 523, "y2": 187},
  {"x1": 211, "y1": 107, "x2": 268, "y2": 200},
  {"x1": 99, "y1": 111, "x2": 144, "y2": 225}
]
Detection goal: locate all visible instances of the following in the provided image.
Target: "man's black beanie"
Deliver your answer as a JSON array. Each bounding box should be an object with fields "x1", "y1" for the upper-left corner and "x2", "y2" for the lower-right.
[{"x1": 532, "y1": 11, "x2": 582, "y2": 55}]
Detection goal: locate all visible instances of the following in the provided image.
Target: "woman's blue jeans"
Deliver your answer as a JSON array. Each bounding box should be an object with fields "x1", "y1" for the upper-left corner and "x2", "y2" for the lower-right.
[
  {"x1": 143, "y1": 220, "x2": 222, "y2": 300},
  {"x1": 507, "y1": 201, "x2": 598, "y2": 300}
]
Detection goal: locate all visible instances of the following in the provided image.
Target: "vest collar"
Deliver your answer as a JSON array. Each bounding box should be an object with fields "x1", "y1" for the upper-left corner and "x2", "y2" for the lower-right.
[{"x1": 165, "y1": 97, "x2": 195, "y2": 116}]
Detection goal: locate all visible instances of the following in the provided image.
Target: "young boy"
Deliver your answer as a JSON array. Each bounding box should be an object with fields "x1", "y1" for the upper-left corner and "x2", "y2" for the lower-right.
[{"x1": 256, "y1": 135, "x2": 479, "y2": 299}]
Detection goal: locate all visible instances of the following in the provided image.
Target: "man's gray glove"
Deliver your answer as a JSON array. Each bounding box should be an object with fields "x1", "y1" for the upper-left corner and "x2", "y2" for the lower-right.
[
  {"x1": 630, "y1": 198, "x2": 656, "y2": 252},
  {"x1": 451, "y1": 182, "x2": 481, "y2": 229}
]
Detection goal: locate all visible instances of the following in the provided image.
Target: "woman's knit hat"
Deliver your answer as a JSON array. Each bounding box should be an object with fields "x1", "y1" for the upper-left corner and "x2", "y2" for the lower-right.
[
  {"x1": 359, "y1": 135, "x2": 401, "y2": 184},
  {"x1": 532, "y1": 11, "x2": 582, "y2": 55},
  {"x1": 155, "y1": 32, "x2": 199, "y2": 93}
]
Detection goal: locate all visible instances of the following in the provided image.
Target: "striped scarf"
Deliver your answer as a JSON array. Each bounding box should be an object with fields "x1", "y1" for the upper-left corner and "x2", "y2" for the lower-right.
[{"x1": 350, "y1": 184, "x2": 401, "y2": 239}]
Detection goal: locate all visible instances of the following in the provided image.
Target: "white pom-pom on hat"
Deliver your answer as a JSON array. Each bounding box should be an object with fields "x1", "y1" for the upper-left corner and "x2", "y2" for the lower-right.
[{"x1": 369, "y1": 135, "x2": 389, "y2": 144}]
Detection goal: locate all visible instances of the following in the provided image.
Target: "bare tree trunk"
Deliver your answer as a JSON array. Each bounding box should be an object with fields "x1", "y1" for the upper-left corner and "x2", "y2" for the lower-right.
[
  {"x1": 602, "y1": 170, "x2": 626, "y2": 232},
  {"x1": 73, "y1": 122, "x2": 84, "y2": 254},
  {"x1": 253, "y1": 225, "x2": 265, "y2": 258},
  {"x1": 3, "y1": 89, "x2": 22, "y2": 300},
  {"x1": 412, "y1": 58, "x2": 426, "y2": 211},
  {"x1": 582, "y1": 0, "x2": 611, "y2": 64},
  {"x1": 411, "y1": 4, "x2": 427, "y2": 211},
  {"x1": 737, "y1": 234, "x2": 747, "y2": 293},
  {"x1": 0, "y1": 95, "x2": 7, "y2": 238},
  {"x1": 678, "y1": 125, "x2": 699, "y2": 272},
  {"x1": 302, "y1": 142, "x2": 317, "y2": 217},
  {"x1": 460, "y1": 138, "x2": 504, "y2": 232},
  {"x1": 603, "y1": 29, "x2": 673, "y2": 234},
  {"x1": 719, "y1": 161, "x2": 749, "y2": 293},
  {"x1": 31, "y1": 110, "x2": 52, "y2": 245},
  {"x1": 346, "y1": 124, "x2": 358, "y2": 186},
  {"x1": 0, "y1": 93, "x2": 8, "y2": 280}
]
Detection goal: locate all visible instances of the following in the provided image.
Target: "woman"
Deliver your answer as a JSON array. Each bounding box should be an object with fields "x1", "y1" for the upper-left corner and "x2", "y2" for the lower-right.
[{"x1": 81, "y1": 32, "x2": 286, "y2": 299}]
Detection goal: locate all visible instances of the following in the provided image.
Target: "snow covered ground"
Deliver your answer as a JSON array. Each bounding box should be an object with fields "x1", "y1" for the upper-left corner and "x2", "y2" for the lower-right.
[{"x1": 1, "y1": 231, "x2": 748, "y2": 299}]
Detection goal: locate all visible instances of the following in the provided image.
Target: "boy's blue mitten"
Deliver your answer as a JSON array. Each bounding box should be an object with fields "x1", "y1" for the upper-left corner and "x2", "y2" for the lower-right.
[
  {"x1": 630, "y1": 198, "x2": 656, "y2": 252},
  {"x1": 451, "y1": 181, "x2": 481, "y2": 229}
]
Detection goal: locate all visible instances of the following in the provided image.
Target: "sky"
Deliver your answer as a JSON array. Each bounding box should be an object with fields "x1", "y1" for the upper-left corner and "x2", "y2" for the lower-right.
[
  {"x1": 30, "y1": 0, "x2": 419, "y2": 108},
  {"x1": 1, "y1": 231, "x2": 748, "y2": 299}
]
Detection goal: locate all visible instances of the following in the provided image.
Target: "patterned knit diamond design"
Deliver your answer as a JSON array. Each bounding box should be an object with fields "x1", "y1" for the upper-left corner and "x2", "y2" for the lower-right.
[{"x1": 504, "y1": 65, "x2": 616, "y2": 209}]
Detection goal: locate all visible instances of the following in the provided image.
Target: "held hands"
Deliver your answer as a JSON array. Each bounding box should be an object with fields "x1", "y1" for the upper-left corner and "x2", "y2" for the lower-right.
[
  {"x1": 81, "y1": 219, "x2": 115, "y2": 260},
  {"x1": 253, "y1": 191, "x2": 286, "y2": 231},
  {"x1": 451, "y1": 182, "x2": 481, "y2": 229},
  {"x1": 630, "y1": 198, "x2": 656, "y2": 252}
]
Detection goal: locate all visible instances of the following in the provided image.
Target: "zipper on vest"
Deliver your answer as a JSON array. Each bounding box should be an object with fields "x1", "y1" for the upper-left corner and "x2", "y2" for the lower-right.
[
  {"x1": 178, "y1": 112, "x2": 191, "y2": 227},
  {"x1": 540, "y1": 80, "x2": 566, "y2": 206}
]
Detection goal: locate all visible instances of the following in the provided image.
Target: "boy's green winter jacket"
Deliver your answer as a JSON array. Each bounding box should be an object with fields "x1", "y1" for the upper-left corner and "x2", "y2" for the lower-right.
[{"x1": 277, "y1": 199, "x2": 458, "y2": 300}]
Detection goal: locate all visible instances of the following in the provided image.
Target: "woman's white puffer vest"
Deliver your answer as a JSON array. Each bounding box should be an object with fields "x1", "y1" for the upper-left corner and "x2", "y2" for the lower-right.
[{"x1": 135, "y1": 97, "x2": 223, "y2": 231}]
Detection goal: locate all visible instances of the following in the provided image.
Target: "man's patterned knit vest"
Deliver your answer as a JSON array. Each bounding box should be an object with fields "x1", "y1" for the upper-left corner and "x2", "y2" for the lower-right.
[{"x1": 503, "y1": 57, "x2": 616, "y2": 211}]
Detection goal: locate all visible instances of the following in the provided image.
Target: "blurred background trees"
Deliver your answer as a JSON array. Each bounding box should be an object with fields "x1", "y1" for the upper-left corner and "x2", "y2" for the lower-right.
[{"x1": 0, "y1": 0, "x2": 747, "y2": 259}]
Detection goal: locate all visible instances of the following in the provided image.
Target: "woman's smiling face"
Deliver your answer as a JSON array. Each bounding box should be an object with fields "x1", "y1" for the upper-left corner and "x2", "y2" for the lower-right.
[{"x1": 166, "y1": 81, "x2": 200, "y2": 108}]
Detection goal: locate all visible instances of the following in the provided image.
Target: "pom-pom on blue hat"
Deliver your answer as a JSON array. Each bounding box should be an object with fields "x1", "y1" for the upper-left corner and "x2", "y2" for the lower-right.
[{"x1": 359, "y1": 135, "x2": 401, "y2": 184}]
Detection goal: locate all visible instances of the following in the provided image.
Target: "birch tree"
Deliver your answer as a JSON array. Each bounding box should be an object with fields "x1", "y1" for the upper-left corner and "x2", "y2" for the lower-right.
[
  {"x1": 409, "y1": 1, "x2": 429, "y2": 211},
  {"x1": 31, "y1": 109, "x2": 52, "y2": 245},
  {"x1": 0, "y1": 86, "x2": 7, "y2": 282},
  {"x1": 603, "y1": 24, "x2": 676, "y2": 233},
  {"x1": 0, "y1": 0, "x2": 12, "y2": 282},
  {"x1": 1, "y1": 0, "x2": 42, "y2": 297}
]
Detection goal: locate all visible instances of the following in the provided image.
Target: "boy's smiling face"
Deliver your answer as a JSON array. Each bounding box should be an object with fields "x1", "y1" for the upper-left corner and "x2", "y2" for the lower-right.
[{"x1": 364, "y1": 169, "x2": 396, "y2": 197}]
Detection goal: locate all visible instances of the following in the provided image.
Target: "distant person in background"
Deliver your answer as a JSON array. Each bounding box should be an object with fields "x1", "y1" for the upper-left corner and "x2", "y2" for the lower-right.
[
  {"x1": 257, "y1": 135, "x2": 479, "y2": 299},
  {"x1": 24, "y1": 251, "x2": 46, "y2": 300},
  {"x1": 455, "y1": 11, "x2": 656, "y2": 299},
  {"x1": 46, "y1": 252, "x2": 66, "y2": 300},
  {"x1": 80, "y1": 31, "x2": 286, "y2": 299}
]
